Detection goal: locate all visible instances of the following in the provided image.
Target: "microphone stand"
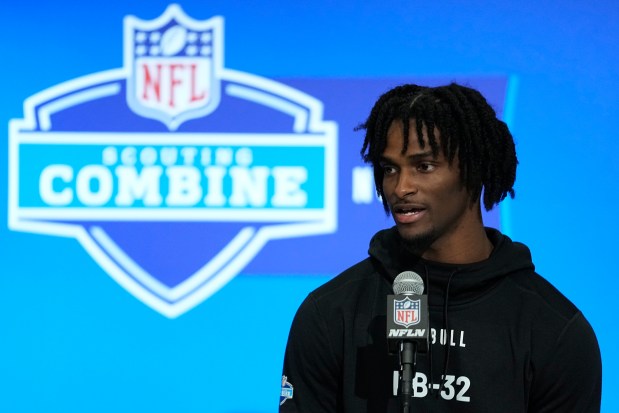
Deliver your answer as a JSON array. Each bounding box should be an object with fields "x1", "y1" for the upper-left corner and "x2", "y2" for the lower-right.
[
  {"x1": 399, "y1": 341, "x2": 418, "y2": 413},
  {"x1": 388, "y1": 272, "x2": 428, "y2": 413}
]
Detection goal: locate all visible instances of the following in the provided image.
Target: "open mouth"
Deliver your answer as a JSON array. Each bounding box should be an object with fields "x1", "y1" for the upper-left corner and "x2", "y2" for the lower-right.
[
  {"x1": 392, "y1": 205, "x2": 427, "y2": 224},
  {"x1": 394, "y1": 206, "x2": 425, "y2": 215}
]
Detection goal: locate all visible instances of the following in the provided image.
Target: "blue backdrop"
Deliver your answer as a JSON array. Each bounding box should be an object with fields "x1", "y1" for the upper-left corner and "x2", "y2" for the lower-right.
[{"x1": 1, "y1": 1, "x2": 617, "y2": 412}]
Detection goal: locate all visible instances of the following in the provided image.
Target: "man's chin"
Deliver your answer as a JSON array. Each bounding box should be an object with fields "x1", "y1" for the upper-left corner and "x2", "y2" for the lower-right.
[{"x1": 396, "y1": 226, "x2": 435, "y2": 254}]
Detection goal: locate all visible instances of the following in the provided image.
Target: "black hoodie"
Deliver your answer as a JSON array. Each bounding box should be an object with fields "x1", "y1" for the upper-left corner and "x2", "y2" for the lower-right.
[{"x1": 280, "y1": 227, "x2": 601, "y2": 412}]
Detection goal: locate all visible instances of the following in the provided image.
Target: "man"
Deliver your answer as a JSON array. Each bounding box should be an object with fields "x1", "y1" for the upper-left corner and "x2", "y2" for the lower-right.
[{"x1": 279, "y1": 83, "x2": 601, "y2": 412}]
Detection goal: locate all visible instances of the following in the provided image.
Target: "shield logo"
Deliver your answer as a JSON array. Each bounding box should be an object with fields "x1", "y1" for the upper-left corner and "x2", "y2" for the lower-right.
[
  {"x1": 8, "y1": 5, "x2": 337, "y2": 318},
  {"x1": 280, "y1": 375, "x2": 294, "y2": 406},
  {"x1": 125, "y1": 5, "x2": 222, "y2": 130},
  {"x1": 394, "y1": 297, "x2": 421, "y2": 328}
]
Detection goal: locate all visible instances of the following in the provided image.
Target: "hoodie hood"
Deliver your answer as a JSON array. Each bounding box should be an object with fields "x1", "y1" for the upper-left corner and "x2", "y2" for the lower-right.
[{"x1": 369, "y1": 226, "x2": 535, "y2": 307}]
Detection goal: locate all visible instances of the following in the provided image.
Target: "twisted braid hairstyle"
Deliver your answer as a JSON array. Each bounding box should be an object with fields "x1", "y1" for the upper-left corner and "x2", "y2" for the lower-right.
[{"x1": 357, "y1": 83, "x2": 517, "y2": 213}]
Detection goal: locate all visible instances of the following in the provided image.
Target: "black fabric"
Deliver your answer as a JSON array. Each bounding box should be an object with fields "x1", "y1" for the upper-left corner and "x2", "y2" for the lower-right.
[{"x1": 280, "y1": 227, "x2": 601, "y2": 412}]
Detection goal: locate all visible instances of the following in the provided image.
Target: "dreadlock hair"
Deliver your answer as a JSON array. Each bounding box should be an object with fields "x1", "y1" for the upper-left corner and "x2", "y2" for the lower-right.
[{"x1": 357, "y1": 83, "x2": 517, "y2": 213}]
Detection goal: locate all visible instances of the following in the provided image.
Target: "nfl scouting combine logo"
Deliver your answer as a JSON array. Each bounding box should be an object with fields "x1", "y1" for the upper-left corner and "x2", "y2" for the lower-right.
[{"x1": 8, "y1": 4, "x2": 337, "y2": 317}]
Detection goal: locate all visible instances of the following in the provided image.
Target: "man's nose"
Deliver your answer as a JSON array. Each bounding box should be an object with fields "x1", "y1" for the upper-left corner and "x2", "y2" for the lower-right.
[{"x1": 395, "y1": 171, "x2": 418, "y2": 197}]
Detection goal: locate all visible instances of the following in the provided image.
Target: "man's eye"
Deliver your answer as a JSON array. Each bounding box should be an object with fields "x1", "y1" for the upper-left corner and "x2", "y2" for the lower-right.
[
  {"x1": 418, "y1": 163, "x2": 435, "y2": 172},
  {"x1": 382, "y1": 165, "x2": 396, "y2": 175}
]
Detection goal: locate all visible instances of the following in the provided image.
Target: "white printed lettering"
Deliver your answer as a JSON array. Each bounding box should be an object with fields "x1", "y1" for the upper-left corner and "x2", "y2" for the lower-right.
[
  {"x1": 76, "y1": 165, "x2": 113, "y2": 206},
  {"x1": 413, "y1": 372, "x2": 428, "y2": 398},
  {"x1": 430, "y1": 328, "x2": 466, "y2": 348},
  {"x1": 203, "y1": 166, "x2": 226, "y2": 206},
  {"x1": 229, "y1": 166, "x2": 269, "y2": 207},
  {"x1": 440, "y1": 375, "x2": 456, "y2": 400},
  {"x1": 351, "y1": 166, "x2": 375, "y2": 204},
  {"x1": 115, "y1": 166, "x2": 163, "y2": 206},
  {"x1": 166, "y1": 166, "x2": 202, "y2": 206},
  {"x1": 40, "y1": 165, "x2": 73, "y2": 205},
  {"x1": 39, "y1": 146, "x2": 313, "y2": 208},
  {"x1": 388, "y1": 329, "x2": 426, "y2": 337},
  {"x1": 271, "y1": 167, "x2": 308, "y2": 207},
  {"x1": 392, "y1": 371, "x2": 472, "y2": 402},
  {"x1": 456, "y1": 376, "x2": 471, "y2": 402}
]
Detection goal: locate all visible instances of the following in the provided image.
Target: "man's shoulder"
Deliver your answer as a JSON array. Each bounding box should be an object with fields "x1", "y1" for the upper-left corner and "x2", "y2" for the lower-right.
[
  {"x1": 506, "y1": 269, "x2": 582, "y2": 326},
  {"x1": 508, "y1": 272, "x2": 602, "y2": 409},
  {"x1": 307, "y1": 257, "x2": 383, "y2": 305}
]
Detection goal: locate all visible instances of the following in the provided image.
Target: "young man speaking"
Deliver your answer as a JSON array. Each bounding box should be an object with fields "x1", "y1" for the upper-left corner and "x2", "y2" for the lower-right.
[{"x1": 280, "y1": 83, "x2": 601, "y2": 412}]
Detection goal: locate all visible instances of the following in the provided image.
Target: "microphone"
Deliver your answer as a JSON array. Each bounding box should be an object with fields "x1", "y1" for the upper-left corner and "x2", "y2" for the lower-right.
[
  {"x1": 387, "y1": 271, "x2": 430, "y2": 353},
  {"x1": 387, "y1": 271, "x2": 430, "y2": 412},
  {"x1": 393, "y1": 271, "x2": 425, "y2": 295}
]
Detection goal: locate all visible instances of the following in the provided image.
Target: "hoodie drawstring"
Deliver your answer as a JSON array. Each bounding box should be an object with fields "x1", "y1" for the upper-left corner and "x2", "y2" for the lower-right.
[
  {"x1": 435, "y1": 269, "x2": 458, "y2": 397},
  {"x1": 422, "y1": 264, "x2": 436, "y2": 396}
]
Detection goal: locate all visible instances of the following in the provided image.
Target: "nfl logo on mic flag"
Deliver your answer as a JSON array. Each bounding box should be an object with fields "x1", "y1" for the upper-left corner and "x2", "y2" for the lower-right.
[
  {"x1": 394, "y1": 297, "x2": 420, "y2": 328},
  {"x1": 8, "y1": 4, "x2": 337, "y2": 318},
  {"x1": 387, "y1": 294, "x2": 429, "y2": 353}
]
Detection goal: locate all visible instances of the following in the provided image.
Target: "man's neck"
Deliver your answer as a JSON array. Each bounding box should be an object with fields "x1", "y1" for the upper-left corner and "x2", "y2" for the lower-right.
[{"x1": 421, "y1": 226, "x2": 494, "y2": 264}]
